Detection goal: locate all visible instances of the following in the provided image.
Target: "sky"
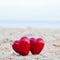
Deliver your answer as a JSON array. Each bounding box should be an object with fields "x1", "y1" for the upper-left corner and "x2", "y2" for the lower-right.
[{"x1": 0, "y1": 0, "x2": 60, "y2": 21}]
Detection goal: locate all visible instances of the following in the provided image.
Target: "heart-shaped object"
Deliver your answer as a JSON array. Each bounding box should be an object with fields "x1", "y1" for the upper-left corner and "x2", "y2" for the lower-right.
[
  {"x1": 30, "y1": 37, "x2": 44, "y2": 55},
  {"x1": 12, "y1": 36, "x2": 30, "y2": 56}
]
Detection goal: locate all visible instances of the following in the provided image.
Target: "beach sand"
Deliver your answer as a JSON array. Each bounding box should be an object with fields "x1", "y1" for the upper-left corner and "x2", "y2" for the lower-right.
[{"x1": 0, "y1": 28, "x2": 60, "y2": 60}]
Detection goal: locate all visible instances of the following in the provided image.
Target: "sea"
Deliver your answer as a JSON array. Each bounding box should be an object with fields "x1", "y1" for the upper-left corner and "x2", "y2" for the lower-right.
[{"x1": 0, "y1": 20, "x2": 60, "y2": 29}]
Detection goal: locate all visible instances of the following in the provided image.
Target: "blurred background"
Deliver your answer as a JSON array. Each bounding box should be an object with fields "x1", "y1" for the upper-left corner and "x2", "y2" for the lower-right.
[{"x1": 0, "y1": 0, "x2": 60, "y2": 28}]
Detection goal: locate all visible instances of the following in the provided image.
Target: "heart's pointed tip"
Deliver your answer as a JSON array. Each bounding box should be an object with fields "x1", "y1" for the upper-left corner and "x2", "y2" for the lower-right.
[{"x1": 19, "y1": 52, "x2": 29, "y2": 56}]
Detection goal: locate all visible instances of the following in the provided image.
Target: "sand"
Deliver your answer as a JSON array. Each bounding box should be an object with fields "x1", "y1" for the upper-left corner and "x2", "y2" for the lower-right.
[{"x1": 0, "y1": 28, "x2": 60, "y2": 60}]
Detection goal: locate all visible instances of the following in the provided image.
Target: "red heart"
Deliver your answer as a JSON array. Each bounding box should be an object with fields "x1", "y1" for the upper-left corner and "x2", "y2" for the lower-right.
[
  {"x1": 30, "y1": 37, "x2": 44, "y2": 55},
  {"x1": 12, "y1": 36, "x2": 30, "y2": 56}
]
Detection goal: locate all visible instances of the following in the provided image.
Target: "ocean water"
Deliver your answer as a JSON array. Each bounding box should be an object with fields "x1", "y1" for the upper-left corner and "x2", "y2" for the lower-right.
[{"x1": 0, "y1": 20, "x2": 60, "y2": 29}]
